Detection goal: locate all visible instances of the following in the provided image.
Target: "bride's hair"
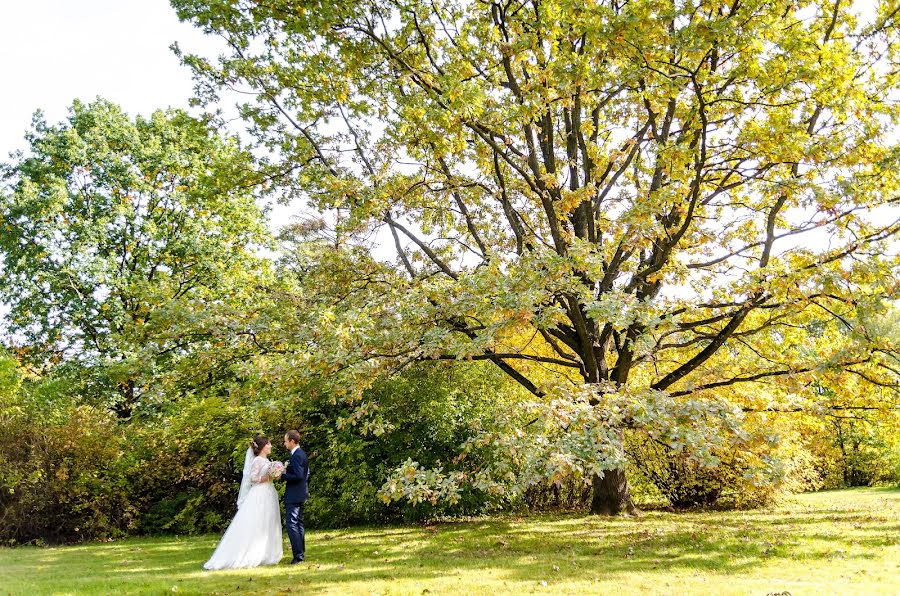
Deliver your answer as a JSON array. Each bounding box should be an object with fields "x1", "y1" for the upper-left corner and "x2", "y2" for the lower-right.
[{"x1": 250, "y1": 436, "x2": 270, "y2": 456}]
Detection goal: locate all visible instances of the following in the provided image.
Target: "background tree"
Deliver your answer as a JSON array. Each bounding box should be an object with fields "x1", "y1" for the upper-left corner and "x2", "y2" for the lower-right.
[
  {"x1": 171, "y1": 0, "x2": 900, "y2": 514},
  {"x1": 0, "y1": 99, "x2": 272, "y2": 417}
]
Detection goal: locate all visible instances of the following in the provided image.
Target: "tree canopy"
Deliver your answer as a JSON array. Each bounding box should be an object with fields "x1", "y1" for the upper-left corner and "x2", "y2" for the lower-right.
[
  {"x1": 169, "y1": 0, "x2": 900, "y2": 512},
  {"x1": 0, "y1": 99, "x2": 272, "y2": 416}
]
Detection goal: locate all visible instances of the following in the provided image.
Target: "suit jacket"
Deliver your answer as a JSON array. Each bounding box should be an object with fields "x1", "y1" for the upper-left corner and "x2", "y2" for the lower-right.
[{"x1": 283, "y1": 447, "x2": 309, "y2": 504}]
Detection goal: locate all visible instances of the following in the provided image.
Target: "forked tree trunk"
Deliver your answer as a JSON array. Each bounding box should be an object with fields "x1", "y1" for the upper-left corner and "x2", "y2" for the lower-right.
[{"x1": 591, "y1": 467, "x2": 636, "y2": 515}]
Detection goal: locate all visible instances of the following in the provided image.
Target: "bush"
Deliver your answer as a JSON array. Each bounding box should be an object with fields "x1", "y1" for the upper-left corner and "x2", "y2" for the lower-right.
[
  {"x1": 829, "y1": 416, "x2": 900, "y2": 487},
  {"x1": 129, "y1": 396, "x2": 260, "y2": 535},
  {"x1": 109, "y1": 360, "x2": 518, "y2": 534},
  {"x1": 625, "y1": 430, "x2": 784, "y2": 510},
  {"x1": 0, "y1": 362, "x2": 137, "y2": 544},
  {"x1": 796, "y1": 413, "x2": 900, "y2": 489},
  {"x1": 12, "y1": 336, "x2": 897, "y2": 543},
  {"x1": 522, "y1": 475, "x2": 592, "y2": 511},
  {"x1": 255, "y1": 361, "x2": 516, "y2": 526}
]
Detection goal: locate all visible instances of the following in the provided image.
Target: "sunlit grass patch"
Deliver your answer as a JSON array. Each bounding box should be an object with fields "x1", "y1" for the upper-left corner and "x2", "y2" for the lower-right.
[{"x1": 1, "y1": 487, "x2": 897, "y2": 595}]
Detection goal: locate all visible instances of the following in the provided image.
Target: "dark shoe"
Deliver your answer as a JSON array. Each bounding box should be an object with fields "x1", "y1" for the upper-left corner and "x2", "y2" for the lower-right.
[{"x1": 290, "y1": 558, "x2": 304, "y2": 564}]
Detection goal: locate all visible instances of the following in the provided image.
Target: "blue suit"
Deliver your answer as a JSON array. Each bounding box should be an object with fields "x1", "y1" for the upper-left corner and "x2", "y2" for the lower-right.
[{"x1": 283, "y1": 447, "x2": 309, "y2": 562}]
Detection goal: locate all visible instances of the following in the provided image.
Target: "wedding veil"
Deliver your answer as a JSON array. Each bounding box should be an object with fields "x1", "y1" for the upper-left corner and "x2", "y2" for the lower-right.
[{"x1": 236, "y1": 447, "x2": 254, "y2": 508}]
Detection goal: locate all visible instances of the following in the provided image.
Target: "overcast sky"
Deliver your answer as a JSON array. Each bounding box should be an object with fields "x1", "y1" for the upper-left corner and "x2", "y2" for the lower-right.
[{"x1": 0, "y1": 0, "x2": 221, "y2": 158}]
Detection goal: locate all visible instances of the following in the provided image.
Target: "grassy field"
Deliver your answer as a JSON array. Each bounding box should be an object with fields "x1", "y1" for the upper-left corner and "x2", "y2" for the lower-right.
[{"x1": 1, "y1": 487, "x2": 898, "y2": 595}]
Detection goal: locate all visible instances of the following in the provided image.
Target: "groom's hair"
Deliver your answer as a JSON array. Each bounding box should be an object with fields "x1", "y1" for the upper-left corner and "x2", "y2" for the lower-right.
[{"x1": 285, "y1": 430, "x2": 301, "y2": 444}]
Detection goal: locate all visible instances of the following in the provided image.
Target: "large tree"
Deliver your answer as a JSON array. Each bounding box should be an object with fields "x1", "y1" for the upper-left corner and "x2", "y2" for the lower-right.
[
  {"x1": 172, "y1": 0, "x2": 900, "y2": 513},
  {"x1": 0, "y1": 99, "x2": 271, "y2": 417}
]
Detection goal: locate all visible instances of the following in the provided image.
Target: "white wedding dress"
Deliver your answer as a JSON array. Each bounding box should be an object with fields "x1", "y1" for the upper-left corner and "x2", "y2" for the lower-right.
[{"x1": 204, "y1": 451, "x2": 283, "y2": 570}]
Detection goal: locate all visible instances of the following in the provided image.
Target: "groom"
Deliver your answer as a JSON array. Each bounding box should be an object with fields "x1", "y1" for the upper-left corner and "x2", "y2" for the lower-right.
[{"x1": 282, "y1": 430, "x2": 309, "y2": 564}]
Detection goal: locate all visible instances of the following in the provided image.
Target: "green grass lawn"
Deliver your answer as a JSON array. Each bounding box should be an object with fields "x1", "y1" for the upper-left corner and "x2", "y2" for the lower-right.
[{"x1": 1, "y1": 487, "x2": 898, "y2": 595}]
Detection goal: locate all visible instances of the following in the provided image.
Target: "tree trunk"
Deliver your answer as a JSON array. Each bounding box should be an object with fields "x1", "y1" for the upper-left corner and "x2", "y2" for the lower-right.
[
  {"x1": 113, "y1": 378, "x2": 135, "y2": 419},
  {"x1": 590, "y1": 468, "x2": 636, "y2": 515}
]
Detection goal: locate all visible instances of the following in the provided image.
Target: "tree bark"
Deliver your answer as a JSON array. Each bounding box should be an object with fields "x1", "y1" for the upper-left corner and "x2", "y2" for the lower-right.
[
  {"x1": 590, "y1": 467, "x2": 636, "y2": 515},
  {"x1": 113, "y1": 378, "x2": 135, "y2": 419}
]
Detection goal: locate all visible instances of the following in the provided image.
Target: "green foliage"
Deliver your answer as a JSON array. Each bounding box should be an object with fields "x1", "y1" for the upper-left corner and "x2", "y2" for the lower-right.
[
  {"x1": 129, "y1": 397, "x2": 260, "y2": 535},
  {"x1": 379, "y1": 385, "x2": 768, "y2": 511},
  {"x1": 626, "y1": 433, "x2": 780, "y2": 509},
  {"x1": 807, "y1": 414, "x2": 900, "y2": 488},
  {"x1": 0, "y1": 357, "x2": 136, "y2": 544},
  {"x1": 0, "y1": 355, "x2": 19, "y2": 401},
  {"x1": 0, "y1": 337, "x2": 526, "y2": 543},
  {"x1": 623, "y1": 411, "x2": 872, "y2": 509},
  {"x1": 0, "y1": 98, "x2": 272, "y2": 416},
  {"x1": 254, "y1": 361, "x2": 520, "y2": 526},
  {"x1": 171, "y1": 0, "x2": 900, "y2": 513}
]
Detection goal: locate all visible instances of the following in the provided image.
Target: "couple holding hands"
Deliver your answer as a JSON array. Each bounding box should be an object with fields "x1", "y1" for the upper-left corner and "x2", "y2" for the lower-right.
[{"x1": 204, "y1": 430, "x2": 310, "y2": 570}]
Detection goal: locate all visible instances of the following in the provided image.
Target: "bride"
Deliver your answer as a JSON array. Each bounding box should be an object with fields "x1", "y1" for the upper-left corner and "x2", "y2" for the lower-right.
[{"x1": 204, "y1": 436, "x2": 284, "y2": 570}]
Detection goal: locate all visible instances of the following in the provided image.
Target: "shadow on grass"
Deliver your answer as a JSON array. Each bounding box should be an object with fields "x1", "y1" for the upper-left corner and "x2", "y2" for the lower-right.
[
  {"x1": 2, "y1": 487, "x2": 898, "y2": 594},
  {"x1": 289, "y1": 500, "x2": 900, "y2": 589}
]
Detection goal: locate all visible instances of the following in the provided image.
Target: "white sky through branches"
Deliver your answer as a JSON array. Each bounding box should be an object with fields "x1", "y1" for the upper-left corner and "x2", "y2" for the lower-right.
[{"x1": 0, "y1": 1, "x2": 896, "y2": 324}]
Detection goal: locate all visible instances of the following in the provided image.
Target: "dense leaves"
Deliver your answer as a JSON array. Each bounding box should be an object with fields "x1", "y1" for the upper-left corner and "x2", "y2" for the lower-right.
[
  {"x1": 170, "y1": 0, "x2": 900, "y2": 511},
  {"x1": 0, "y1": 354, "x2": 137, "y2": 544},
  {"x1": 0, "y1": 99, "x2": 271, "y2": 417}
]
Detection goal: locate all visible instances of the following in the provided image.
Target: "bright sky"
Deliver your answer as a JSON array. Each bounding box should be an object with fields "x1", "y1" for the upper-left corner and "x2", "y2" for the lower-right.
[{"x1": 0, "y1": 0, "x2": 221, "y2": 159}]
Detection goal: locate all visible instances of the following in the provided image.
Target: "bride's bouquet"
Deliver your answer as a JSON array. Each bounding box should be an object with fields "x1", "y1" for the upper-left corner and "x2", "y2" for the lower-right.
[{"x1": 268, "y1": 461, "x2": 285, "y2": 479}]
